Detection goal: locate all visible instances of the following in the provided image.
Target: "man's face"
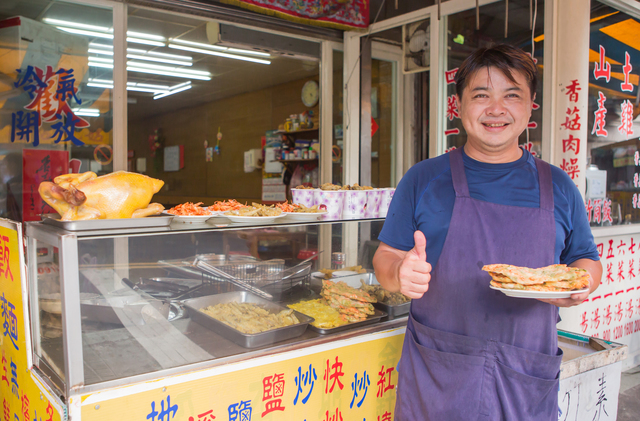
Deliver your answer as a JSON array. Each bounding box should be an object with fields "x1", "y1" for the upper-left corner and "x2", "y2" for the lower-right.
[{"x1": 457, "y1": 66, "x2": 534, "y2": 154}]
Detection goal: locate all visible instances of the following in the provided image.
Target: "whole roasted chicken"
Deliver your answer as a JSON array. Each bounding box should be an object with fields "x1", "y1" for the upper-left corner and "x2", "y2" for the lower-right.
[{"x1": 39, "y1": 171, "x2": 165, "y2": 220}]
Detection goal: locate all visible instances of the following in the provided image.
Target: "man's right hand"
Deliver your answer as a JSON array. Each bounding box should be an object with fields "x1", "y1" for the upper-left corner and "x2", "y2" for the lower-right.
[{"x1": 395, "y1": 231, "x2": 432, "y2": 299}]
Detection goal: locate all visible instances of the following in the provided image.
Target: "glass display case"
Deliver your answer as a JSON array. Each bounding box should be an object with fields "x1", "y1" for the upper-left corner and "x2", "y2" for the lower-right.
[{"x1": 25, "y1": 217, "x2": 402, "y2": 395}]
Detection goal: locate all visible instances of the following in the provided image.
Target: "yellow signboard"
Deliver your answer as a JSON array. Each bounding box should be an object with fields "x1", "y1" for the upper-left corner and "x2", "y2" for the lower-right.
[
  {"x1": 0, "y1": 222, "x2": 64, "y2": 421},
  {"x1": 79, "y1": 331, "x2": 404, "y2": 421}
]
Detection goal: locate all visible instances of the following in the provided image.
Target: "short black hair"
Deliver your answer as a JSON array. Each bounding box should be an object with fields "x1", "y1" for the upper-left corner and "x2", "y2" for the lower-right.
[{"x1": 455, "y1": 44, "x2": 537, "y2": 100}]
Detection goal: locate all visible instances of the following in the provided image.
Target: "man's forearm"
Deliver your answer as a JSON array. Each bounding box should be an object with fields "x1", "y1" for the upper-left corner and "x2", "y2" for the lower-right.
[{"x1": 372, "y1": 247, "x2": 404, "y2": 293}]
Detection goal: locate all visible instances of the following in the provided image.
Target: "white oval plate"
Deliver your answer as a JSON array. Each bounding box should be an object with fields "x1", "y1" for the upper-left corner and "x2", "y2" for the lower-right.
[
  {"x1": 283, "y1": 211, "x2": 327, "y2": 221},
  {"x1": 490, "y1": 285, "x2": 589, "y2": 299},
  {"x1": 332, "y1": 270, "x2": 358, "y2": 278},
  {"x1": 168, "y1": 214, "x2": 213, "y2": 224},
  {"x1": 223, "y1": 214, "x2": 286, "y2": 224},
  {"x1": 311, "y1": 271, "x2": 326, "y2": 279}
]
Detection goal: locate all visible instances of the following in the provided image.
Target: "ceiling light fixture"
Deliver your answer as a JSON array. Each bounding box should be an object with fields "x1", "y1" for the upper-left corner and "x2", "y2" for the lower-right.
[
  {"x1": 168, "y1": 44, "x2": 270, "y2": 65},
  {"x1": 126, "y1": 61, "x2": 210, "y2": 76},
  {"x1": 127, "y1": 86, "x2": 170, "y2": 94},
  {"x1": 89, "y1": 78, "x2": 114, "y2": 84},
  {"x1": 129, "y1": 82, "x2": 171, "y2": 90},
  {"x1": 88, "y1": 61, "x2": 114, "y2": 69},
  {"x1": 170, "y1": 38, "x2": 228, "y2": 51},
  {"x1": 87, "y1": 82, "x2": 114, "y2": 89},
  {"x1": 154, "y1": 82, "x2": 192, "y2": 100},
  {"x1": 126, "y1": 30, "x2": 165, "y2": 41},
  {"x1": 89, "y1": 43, "x2": 113, "y2": 49},
  {"x1": 44, "y1": 18, "x2": 111, "y2": 33},
  {"x1": 89, "y1": 48, "x2": 114, "y2": 56},
  {"x1": 227, "y1": 48, "x2": 270, "y2": 57},
  {"x1": 145, "y1": 51, "x2": 193, "y2": 61},
  {"x1": 72, "y1": 107, "x2": 100, "y2": 117},
  {"x1": 126, "y1": 37, "x2": 165, "y2": 47},
  {"x1": 56, "y1": 26, "x2": 113, "y2": 39},
  {"x1": 126, "y1": 66, "x2": 210, "y2": 80},
  {"x1": 126, "y1": 54, "x2": 192, "y2": 66}
]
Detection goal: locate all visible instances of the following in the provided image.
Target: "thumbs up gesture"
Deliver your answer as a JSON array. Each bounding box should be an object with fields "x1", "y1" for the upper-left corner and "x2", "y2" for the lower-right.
[{"x1": 397, "y1": 231, "x2": 432, "y2": 299}]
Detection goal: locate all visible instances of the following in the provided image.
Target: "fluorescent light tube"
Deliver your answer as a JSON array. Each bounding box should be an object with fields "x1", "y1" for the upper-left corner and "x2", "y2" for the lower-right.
[
  {"x1": 127, "y1": 54, "x2": 193, "y2": 66},
  {"x1": 127, "y1": 48, "x2": 147, "y2": 54},
  {"x1": 127, "y1": 86, "x2": 170, "y2": 94},
  {"x1": 126, "y1": 66, "x2": 211, "y2": 80},
  {"x1": 170, "y1": 81, "x2": 192, "y2": 90},
  {"x1": 44, "y1": 18, "x2": 111, "y2": 33},
  {"x1": 88, "y1": 62, "x2": 114, "y2": 69},
  {"x1": 89, "y1": 78, "x2": 113, "y2": 83},
  {"x1": 56, "y1": 27, "x2": 113, "y2": 39},
  {"x1": 126, "y1": 61, "x2": 210, "y2": 76},
  {"x1": 126, "y1": 37, "x2": 165, "y2": 47},
  {"x1": 89, "y1": 43, "x2": 113, "y2": 49},
  {"x1": 89, "y1": 48, "x2": 114, "y2": 56},
  {"x1": 170, "y1": 39, "x2": 228, "y2": 51},
  {"x1": 127, "y1": 31, "x2": 165, "y2": 41},
  {"x1": 87, "y1": 82, "x2": 114, "y2": 89},
  {"x1": 228, "y1": 48, "x2": 270, "y2": 57},
  {"x1": 154, "y1": 84, "x2": 192, "y2": 100},
  {"x1": 168, "y1": 44, "x2": 270, "y2": 65},
  {"x1": 134, "y1": 83, "x2": 171, "y2": 89},
  {"x1": 145, "y1": 51, "x2": 192, "y2": 61},
  {"x1": 72, "y1": 108, "x2": 100, "y2": 116}
]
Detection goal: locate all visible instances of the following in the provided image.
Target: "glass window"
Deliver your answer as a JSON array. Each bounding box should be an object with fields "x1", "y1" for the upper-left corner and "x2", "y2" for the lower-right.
[
  {"x1": 443, "y1": 0, "x2": 545, "y2": 157},
  {"x1": 333, "y1": 50, "x2": 344, "y2": 186},
  {"x1": 587, "y1": 2, "x2": 640, "y2": 226},
  {"x1": 371, "y1": 57, "x2": 398, "y2": 188},
  {"x1": 0, "y1": 1, "x2": 114, "y2": 223},
  {"x1": 123, "y1": 7, "x2": 321, "y2": 205}
]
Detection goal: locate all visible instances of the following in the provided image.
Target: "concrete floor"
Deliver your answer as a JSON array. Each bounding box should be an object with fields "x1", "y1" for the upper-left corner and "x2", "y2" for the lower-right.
[{"x1": 617, "y1": 365, "x2": 640, "y2": 421}]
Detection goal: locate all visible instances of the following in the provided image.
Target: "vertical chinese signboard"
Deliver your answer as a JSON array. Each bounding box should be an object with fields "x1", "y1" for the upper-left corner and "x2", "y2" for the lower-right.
[
  {"x1": 559, "y1": 233, "x2": 640, "y2": 369},
  {"x1": 77, "y1": 331, "x2": 404, "y2": 421},
  {"x1": 553, "y1": 0, "x2": 590, "y2": 195},
  {"x1": 0, "y1": 220, "x2": 64, "y2": 421}
]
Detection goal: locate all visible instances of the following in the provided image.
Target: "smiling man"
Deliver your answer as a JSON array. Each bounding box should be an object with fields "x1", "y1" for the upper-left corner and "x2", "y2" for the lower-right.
[{"x1": 373, "y1": 45, "x2": 602, "y2": 420}]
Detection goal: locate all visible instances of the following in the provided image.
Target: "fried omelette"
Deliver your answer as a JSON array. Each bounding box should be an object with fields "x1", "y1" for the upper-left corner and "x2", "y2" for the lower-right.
[{"x1": 483, "y1": 264, "x2": 590, "y2": 292}]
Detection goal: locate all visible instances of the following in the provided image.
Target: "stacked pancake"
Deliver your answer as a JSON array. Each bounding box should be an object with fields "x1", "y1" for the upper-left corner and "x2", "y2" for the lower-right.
[{"x1": 483, "y1": 264, "x2": 590, "y2": 292}]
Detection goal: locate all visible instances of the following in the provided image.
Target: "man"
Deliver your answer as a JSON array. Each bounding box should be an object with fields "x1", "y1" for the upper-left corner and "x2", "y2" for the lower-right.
[{"x1": 373, "y1": 44, "x2": 602, "y2": 421}]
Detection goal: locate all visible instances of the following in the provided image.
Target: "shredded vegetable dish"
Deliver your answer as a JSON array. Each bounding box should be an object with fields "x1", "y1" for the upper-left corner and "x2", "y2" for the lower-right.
[
  {"x1": 167, "y1": 202, "x2": 210, "y2": 216},
  {"x1": 208, "y1": 199, "x2": 248, "y2": 212}
]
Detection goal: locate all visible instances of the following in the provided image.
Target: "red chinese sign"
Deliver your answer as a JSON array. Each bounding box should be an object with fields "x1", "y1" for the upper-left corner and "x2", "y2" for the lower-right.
[{"x1": 22, "y1": 149, "x2": 69, "y2": 222}]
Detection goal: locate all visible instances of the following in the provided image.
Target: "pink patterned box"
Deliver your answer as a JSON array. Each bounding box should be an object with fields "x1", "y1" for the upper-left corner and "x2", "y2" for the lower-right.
[
  {"x1": 316, "y1": 190, "x2": 346, "y2": 220},
  {"x1": 378, "y1": 188, "x2": 396, "y2": 217},
  {"x1": 343, "y1": 190, "x2": 367, "y2": 217},
  {"x1": 364, "y1": 189, "x2": 382, "y2": 218},
  {"x1": 291, "y1": 188, "x2": 315, "y2": 208}
]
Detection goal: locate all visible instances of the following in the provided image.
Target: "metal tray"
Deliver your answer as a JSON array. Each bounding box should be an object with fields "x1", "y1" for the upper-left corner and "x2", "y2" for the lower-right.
[
  {"x1": 182, "y1": 291, "x2": 314, "y2": 348},
  {"x1": 326, "y1": 272, "x2": 410, "y2": 320},
  {"x1": 42, "y1": 213, "x2": 174, "y2": 231},
  {"x1": 308, "y1": 308, "x2": 386, "y2": 334}
]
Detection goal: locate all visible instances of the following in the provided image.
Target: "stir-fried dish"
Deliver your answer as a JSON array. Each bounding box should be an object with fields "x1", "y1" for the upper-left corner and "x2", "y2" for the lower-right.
[{"x1": 200, "y1": 302, "x2": 299, "y2": 334}]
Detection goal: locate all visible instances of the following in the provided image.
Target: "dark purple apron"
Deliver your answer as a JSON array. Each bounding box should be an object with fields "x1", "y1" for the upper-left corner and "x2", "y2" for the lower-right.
[{"x1": 394, "y1": 147, "x2": 563, "y2": 421}]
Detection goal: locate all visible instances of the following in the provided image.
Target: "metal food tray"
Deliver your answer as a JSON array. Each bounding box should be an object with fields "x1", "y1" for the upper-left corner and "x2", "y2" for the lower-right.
[
  {"x1": 182, "y1": 291, "x2": 314, "y2": 348},
  {"x1": 308, "y1": 308, "x2": 386, "y2": 334},
  {"x1": 333, "y1": 272, "x2": 411, "y2": 319},
  {"x1": 42, "y1": 213, "x2": 174, "y2": 231}
]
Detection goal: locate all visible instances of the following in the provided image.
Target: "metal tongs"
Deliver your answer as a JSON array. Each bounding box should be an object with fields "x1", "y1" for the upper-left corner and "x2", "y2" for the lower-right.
[{"x1": 195, "y1": 259, "x2": 273, "y2": 300}]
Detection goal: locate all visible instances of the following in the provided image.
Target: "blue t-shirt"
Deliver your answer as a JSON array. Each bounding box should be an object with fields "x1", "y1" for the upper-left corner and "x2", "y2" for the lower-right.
[{"x1": 379, "y1": 149, "x2": 600, "y2": 268}]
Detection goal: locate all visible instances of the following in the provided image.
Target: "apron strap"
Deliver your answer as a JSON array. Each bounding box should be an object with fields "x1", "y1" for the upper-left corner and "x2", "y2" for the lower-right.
[
  {"x1": 534, "y1": 158, "x2": 554, "y2": 212},
  {"x1": 449, "y1": 147, "x2": 470, "y2": 197}
]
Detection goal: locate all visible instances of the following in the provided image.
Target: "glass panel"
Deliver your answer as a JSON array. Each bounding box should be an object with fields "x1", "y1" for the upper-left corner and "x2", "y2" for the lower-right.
[
  {"x1": 124, "y1": 7, "x2": 321, "y2": 205},
  {"x1": 333, "y1": 50, "x2": 344, "y2": 186},
  {"x1": 35, "y1": 241, "x2": 65, "y2": 382},
  {"x1": 371, "y1": 58, "x2": 397, "y2": 187},
  {"x1": 587, "y1": 3, "x2": 640, "y2": 226},
  {"x1": 74, "y1": 220, "x2": 385, "y2": 384},
  {"x1": 444, "y1": 0, "x2": 545, "y2": 157},
  {"x1": 0, "y1": 1, "x2": 114, "y2": 223}
]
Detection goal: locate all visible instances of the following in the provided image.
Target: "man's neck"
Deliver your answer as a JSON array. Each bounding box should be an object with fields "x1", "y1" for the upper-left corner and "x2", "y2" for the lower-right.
[{"x1": 463, "y1": 142, "x2": 523, "y2": 164}]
